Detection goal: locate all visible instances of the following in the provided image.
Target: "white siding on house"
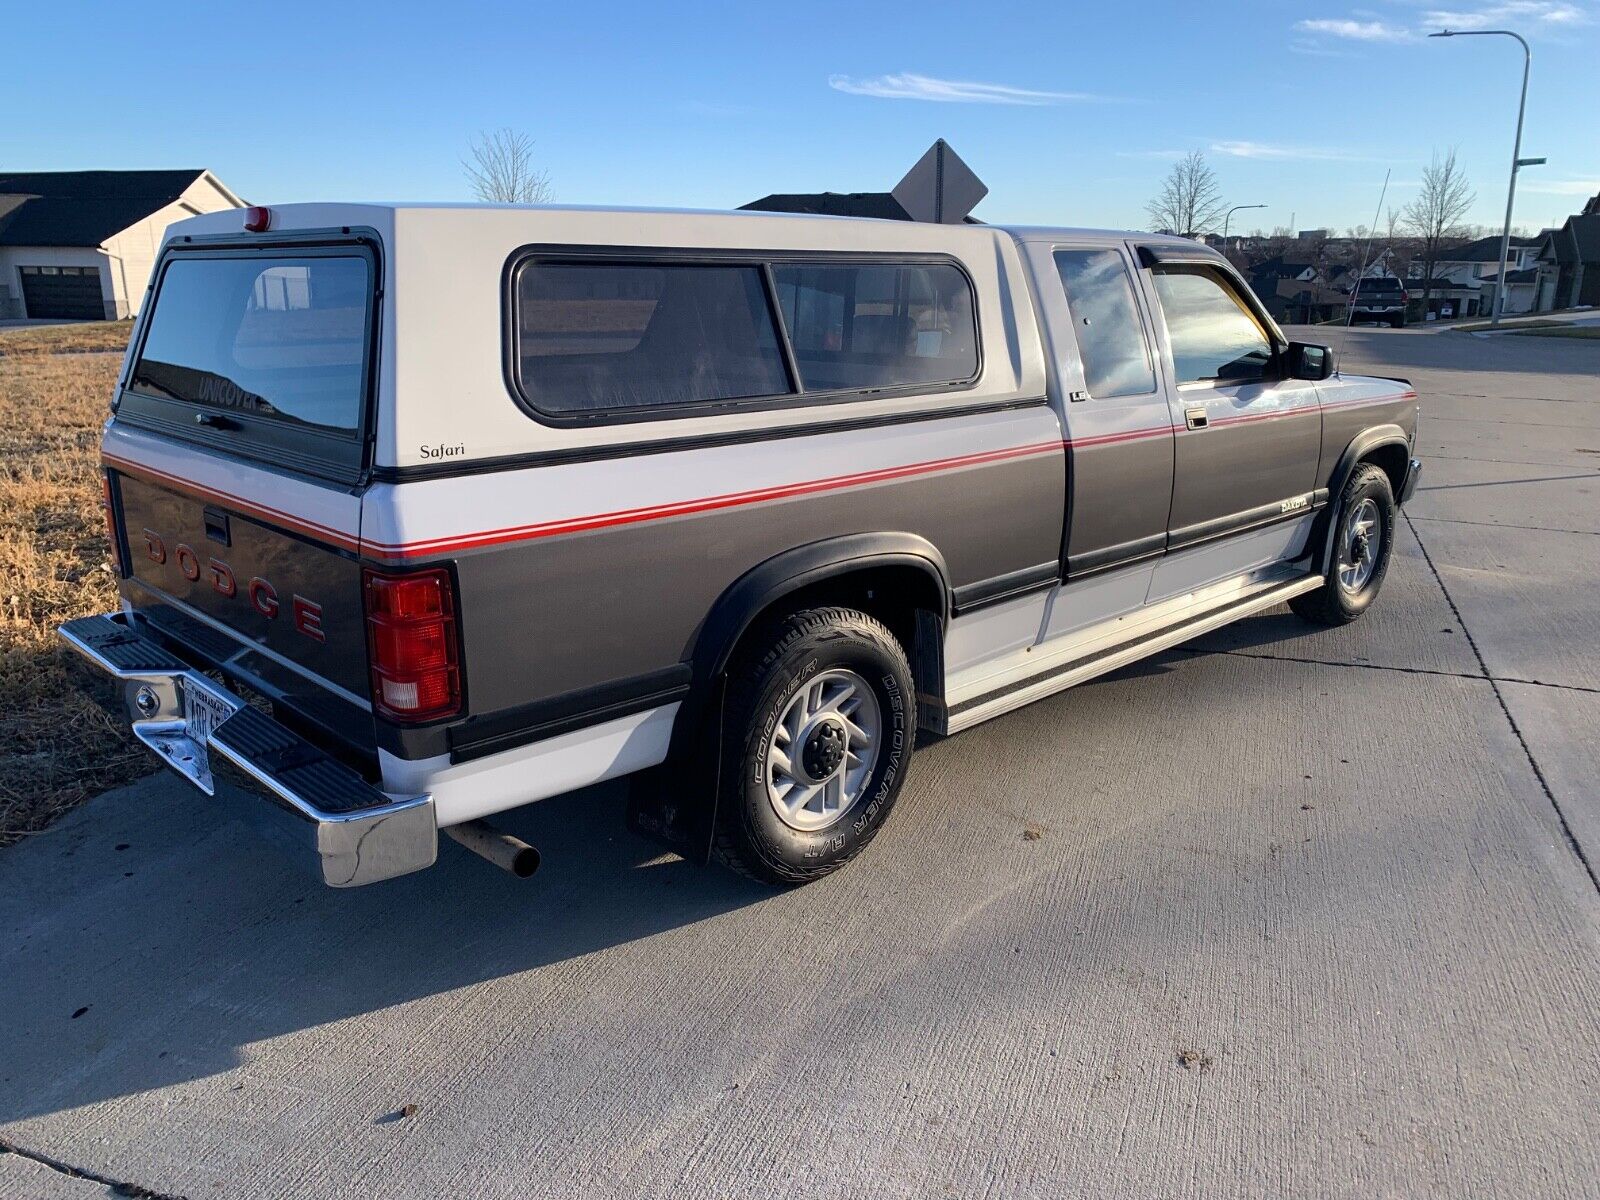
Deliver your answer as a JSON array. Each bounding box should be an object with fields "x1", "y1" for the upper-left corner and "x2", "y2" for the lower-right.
[
  {"x1": 99, "y1": 172, "x2": 243, "y2": 317},
  {"x1": 1, "y1": 170, "x2": 242, "y2": 320}
]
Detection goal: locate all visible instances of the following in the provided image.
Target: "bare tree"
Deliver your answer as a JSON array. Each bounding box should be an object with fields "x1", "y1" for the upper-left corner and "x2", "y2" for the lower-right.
[
  {"x1": 1402, "y1": 149, "x2": 1475, "y2": 318},
  {"x1": 1145, "y1": 151, "x2": 1227, "y2": 238},
  {"x1": 1373, "y1": 206, "x2": 1415, "y2": 281},
  {"x1": 463, "y1": 129, "x2": 553, "y2": 204},
  {"x1": 1385, "y1": 207, "x2": 1403, "y2": 243}
]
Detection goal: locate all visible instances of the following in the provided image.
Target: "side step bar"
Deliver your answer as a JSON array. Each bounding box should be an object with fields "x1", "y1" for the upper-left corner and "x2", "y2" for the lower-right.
[
  {"x1": 945, "y1": 573, "x2": 1324, "y2": 734},
  {"x1": 58, "y1": 613, "x2": 436, "y2": 887}
]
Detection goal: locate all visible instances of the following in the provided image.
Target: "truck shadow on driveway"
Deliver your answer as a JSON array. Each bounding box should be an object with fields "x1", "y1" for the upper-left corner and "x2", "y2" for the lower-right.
[{"x1": 0, "y1": 780, "x2": 771, "y2": 1125}]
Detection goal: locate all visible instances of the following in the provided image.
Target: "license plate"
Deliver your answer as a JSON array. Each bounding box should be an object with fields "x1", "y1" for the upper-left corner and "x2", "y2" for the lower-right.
[{"x1": 184, "y1": 684, "x2": 235, "y2": 742}]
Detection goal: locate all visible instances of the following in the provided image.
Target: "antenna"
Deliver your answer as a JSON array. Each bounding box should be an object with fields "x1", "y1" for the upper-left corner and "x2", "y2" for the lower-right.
[{"x1": 1338, "y1": 168, "x2": 1393, "y2": 363}]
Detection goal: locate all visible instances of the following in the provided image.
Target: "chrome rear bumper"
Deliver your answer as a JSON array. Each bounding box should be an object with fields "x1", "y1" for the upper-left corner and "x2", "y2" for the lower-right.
[{"x1": 58, "y1": 612, "x2": 435, "y2": 887}]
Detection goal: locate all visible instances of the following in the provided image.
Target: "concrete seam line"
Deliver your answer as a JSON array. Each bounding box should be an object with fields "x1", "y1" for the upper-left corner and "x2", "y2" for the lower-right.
[
  {"x1": 1409, "y1": 516, "x2": 1600, "y2": 538},
  {"x1": 1404, "y1": 511, "x2": 1600, "y2": 896},
  {"x1": 1420, "y1": 454, "x2": 1600, "y2": 467},
  {"x1": 1421, "y1": 472, "x2": 1600, "y2": 493},
  {"x1": 1425, "y1": 415, "x2": 1600, "y2": 429},
  {"x1": 0, "y1": 1140, "x2": 189, "y2": 1200},
  {"x1": 1177, "y1": 647, "x2": 1600, "y2": 695}
]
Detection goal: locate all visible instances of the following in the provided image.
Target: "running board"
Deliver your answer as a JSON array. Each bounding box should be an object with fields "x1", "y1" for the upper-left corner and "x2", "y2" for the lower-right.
[{"x1": 944, "y1": 573, "x2": 1324, "y2": 734}]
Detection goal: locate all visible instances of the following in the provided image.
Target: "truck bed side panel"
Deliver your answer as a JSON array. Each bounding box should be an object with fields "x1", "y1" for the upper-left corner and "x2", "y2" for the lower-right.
[{"x1": 361, "y1": 405, "x2": 1065, "y2": 714}]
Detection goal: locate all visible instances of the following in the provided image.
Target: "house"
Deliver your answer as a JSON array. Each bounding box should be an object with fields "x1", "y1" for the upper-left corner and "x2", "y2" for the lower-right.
[
  {"x1": 1245, "y1": 256, "x2": 1350, "y2": 323},
  {"x1": 1403, "y1": 276, "x2": 1486, "y2": 321},
  {"x1": 0, "y1": 170, "x2": 243, "y2": 320},
  {"x1": 1534, "y1": 193, "x2": 1600, "y2": 311},
  {"x1": 1479, "y1": 266, "x2": 1541, "y2": 316},
  {"x1": 1271, "y1": 277, "x2": 1349, "y2": 324},
  {"x1": 1412, "y1": 233, "x2": 1543, "y2": 315}
]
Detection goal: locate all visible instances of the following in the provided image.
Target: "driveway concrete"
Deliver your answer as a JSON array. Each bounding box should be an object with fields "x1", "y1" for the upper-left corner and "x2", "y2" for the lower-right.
[{"x1": 3, "y1": 327, "x2": 1598, "y2": 1199}]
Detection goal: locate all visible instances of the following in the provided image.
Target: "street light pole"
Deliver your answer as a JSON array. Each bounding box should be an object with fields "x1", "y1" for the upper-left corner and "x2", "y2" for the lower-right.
[
  {"x1": 1429, "y1": 28, "x2": 1532, "y2": 327},
  {"x1": 1222, "y1": 204, "x2": 1266, "y2": 246}
]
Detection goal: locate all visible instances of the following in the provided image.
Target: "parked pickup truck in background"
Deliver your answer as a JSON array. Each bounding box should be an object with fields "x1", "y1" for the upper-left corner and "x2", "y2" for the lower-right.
[
  {"x1": 60, "y1": 202, "x2": 1420, "y2": 889},
  {"x1": 1347, "y1": 276, "x2": 1410, "y2": 327}
]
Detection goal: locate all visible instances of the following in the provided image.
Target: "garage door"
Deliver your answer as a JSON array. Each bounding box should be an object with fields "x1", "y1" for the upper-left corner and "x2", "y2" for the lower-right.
[{"x1": 19, "y1": 266, "x2": 105, "y2": 320}]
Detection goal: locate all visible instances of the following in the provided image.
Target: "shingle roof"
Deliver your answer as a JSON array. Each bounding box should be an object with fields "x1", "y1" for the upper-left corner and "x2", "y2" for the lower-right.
[
  {"x1": 0, "y1": 170, "x2": 210, "y2": 247},
  {"x1": 740, "y1": 191, "x2": 983, "y2": 224},
  {"x1": 1483, "y1": 267, "x2": 1539, "y2": 284},
  {"x1": 1248, "y1": 255, "x2": 1318, "y2": 279},
  {"x1": 1447, "y1": 233, "x2": 1542, "y2": 261},
  {"x1": 1571, "y1": 215, "x2": 1600, "y2": 261},
  {"x1": 1540, "y1": 215, "x2": 1600, "y2": 265}
]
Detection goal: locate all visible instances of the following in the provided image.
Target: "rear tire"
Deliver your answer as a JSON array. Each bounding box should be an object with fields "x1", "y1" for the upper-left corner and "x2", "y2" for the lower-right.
[
  {"x1": 1290, "y1": 464, "x2": 1396, "y2": 626},
  {"x1": 713, "y1": 607, "x2": 915, "y2": 885}
]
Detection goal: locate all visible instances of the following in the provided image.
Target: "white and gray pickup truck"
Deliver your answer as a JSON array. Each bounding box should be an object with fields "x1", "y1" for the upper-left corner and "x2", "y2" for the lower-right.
[{"x1": 61, "y1": 201, "x2": 1420, "y2": 888}]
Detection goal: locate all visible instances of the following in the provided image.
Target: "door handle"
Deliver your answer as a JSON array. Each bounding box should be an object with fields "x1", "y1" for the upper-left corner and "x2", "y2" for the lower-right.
[{"x1": 1185, "y1": 408, "x2": 1209, "y2": 430}]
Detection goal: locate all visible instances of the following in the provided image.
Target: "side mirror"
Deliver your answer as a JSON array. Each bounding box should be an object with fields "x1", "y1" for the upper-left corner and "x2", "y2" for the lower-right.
[{"x1": 1285, "y1": 341, "x2": 1336, "y2": 381}]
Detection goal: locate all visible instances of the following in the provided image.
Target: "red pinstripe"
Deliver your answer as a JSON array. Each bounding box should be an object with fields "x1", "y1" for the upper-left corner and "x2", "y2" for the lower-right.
[
  {"x1": 365, "y1": 439, "x2": 1065, "y2": 558},
  {"x1": 101, "y1": 390, "x2": 1416, "y2": 562},
  {"x1": 103, "y1": 453, "x2": 362, "y2": 553}
]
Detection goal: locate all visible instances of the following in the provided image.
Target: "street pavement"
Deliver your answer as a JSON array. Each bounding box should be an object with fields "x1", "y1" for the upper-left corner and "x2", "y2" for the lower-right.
[{"x1": 2, "y1": 326, "x2": 1598, "y2": 1199}]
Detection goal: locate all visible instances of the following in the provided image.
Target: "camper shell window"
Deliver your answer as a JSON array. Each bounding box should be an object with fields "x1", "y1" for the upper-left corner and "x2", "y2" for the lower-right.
[{"x1": 505, "y1": 249, "x2": 982, "y2": 425}]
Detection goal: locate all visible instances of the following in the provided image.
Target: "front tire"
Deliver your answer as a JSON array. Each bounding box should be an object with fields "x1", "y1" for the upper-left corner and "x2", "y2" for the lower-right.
[
  {"x1": 714, "y1": 607, "x2": 915, "y2": 885},
  {"x1": 1291, "y1": 464, "x2": 1396, "y2": 626}
]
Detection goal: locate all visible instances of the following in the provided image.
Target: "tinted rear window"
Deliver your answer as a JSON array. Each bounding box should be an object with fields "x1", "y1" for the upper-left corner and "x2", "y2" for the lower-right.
[
  {"x1": 130, "y1": 254, "x2": 372, "y2": 436},
  {"x1": 772, "y1": 262, "x2": 978, "y2": 392},
  {"x1": 513, "y1": 262, "x2": 793, "y2": 416}
]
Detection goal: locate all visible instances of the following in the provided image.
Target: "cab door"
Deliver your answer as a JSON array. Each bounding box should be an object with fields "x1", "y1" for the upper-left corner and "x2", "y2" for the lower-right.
[
  {"x1": 1140, "y1": 256, "x2": 1322, "y2": 555},
  {"x1": 1025, "y1": 241, "x2": 1175, "y2": 578}
]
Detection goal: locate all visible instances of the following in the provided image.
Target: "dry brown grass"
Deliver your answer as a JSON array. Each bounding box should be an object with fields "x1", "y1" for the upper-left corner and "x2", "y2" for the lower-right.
[
  {"x1": 0, "y1": 320, "x2": 132, "y2": 358},
  {"x1": 0, "y1": 325, "x2": 150, "y2": 844}
]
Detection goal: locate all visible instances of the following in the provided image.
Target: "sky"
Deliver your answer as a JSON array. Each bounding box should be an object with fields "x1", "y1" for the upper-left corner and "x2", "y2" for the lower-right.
[{"x1": 6, "y1": 0, "x2": 1597, "y2": 236}]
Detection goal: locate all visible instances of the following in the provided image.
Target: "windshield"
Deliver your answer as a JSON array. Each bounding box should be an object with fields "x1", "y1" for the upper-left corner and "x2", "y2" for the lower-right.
[{"x1": 130, "y1": 254, "x2": 372, "y2": 436}]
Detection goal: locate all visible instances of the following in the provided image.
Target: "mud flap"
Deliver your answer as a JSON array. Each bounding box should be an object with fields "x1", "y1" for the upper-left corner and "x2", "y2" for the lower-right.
[{"x1": 625, "y1": 676, "x2": 727, "y2": 864}]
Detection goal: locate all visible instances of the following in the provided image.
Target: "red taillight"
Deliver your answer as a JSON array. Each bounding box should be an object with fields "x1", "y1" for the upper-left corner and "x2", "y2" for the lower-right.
[
  {"x1": 243, "y1": 205, "x2": 272, "y2": 233},
  {"x1": 101, "y1": 473, "x2": 123, "y2": 574},
  {"x1": 363, "y1": 568, "x2": 462, "y2": 722}
]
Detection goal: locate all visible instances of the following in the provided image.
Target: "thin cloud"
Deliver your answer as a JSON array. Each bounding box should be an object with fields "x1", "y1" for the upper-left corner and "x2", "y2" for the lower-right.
[
  {"x1": 827, "y1": 72, "x2": 1105, "y2": 105},
  {"x1": 1210, "y1": 140, "x2": 1376, "y2": 162},
  {"x1": 1297, "y1": 2, "x2": 1589, "y2": 45},
  {"x1": 1422, "y1": 1, "x2": 1589, "y2": 29},
  {"x1": 1295, "y1": 17, "x2": 1415, "y2": 39}
]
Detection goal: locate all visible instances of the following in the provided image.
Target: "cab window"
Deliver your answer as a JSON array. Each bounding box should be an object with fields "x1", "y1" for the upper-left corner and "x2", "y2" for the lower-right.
[
  {"x1": 1151, "y1": 267, "x2": 1274, "y2": 385},
  {"x1": 1053, "y1": 249, "x2": 1155, "y2": 398}
]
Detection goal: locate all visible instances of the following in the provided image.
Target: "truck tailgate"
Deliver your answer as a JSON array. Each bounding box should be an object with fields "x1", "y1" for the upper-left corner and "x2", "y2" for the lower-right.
[{"x1": 111, "y1": 454, "x2": 370, "y2": 702}]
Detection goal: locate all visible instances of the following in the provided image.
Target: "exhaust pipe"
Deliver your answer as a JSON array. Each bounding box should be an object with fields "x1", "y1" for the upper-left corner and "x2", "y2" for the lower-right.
[{"x1": 443, "y1": 819, "x2": 540, "y2": 878}]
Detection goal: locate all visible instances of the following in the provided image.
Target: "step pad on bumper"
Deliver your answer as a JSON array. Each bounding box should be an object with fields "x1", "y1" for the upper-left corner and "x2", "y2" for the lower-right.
[{"x1": 58, "y1": 613, "x2": 435, "y2": 887}]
